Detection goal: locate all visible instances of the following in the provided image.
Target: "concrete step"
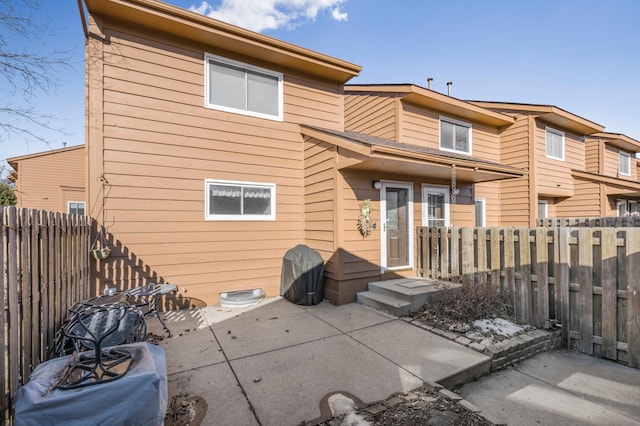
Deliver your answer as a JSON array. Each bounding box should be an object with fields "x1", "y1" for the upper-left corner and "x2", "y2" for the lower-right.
[
  {"x1": 356, "y1": 291, "x2": 411, "y2": 317},
  {"x1": 364, "y1": 278, "x2": 461, "y2": 315}
]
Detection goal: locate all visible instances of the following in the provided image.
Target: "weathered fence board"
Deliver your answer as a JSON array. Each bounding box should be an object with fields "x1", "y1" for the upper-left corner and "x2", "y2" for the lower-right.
[
  {"x1": 538, "y1": 216, "x2": 640, "y2": 227},
  {"x1": 1, "y1": 206, "x2": 91, "y2": 423},
  {"x1": 418, "y1": 225, "x2": 640, "y2": 367}
]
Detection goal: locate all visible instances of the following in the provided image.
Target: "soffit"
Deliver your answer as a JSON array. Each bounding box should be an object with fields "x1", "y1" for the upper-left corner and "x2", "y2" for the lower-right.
[
  {"x1": 84, "y1": 0, "x2": 362, "y2": 83},
  {"x1": 345, "y1": 85, "x2": 515, "y2": 128},
  {"x1": 301, "y1": 125, "x2": 525, "y2": 183}
]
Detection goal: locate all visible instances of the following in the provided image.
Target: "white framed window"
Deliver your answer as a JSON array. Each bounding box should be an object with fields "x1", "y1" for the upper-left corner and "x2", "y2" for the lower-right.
[
  {"x1": 545, "y1": 127, "x2": 565, "y2": 161},
  {"x1": 616, "y1": 199, "x2": 628, "y2": 217},
  {"x1": 619, "y1": 151, "x2": 631, "y2": 176},
  {"x1": 475, "y1": 198, "x2": 486, "y2": 227},
  {"x1": 204, "y1": 53, "x2": 283, "y2": 121},
  {"x1": 440, "y1": 116, "x2": 472, "y2": 154},
  {"x1": 205, "y1": 179, "x2": 276, "y2": 221},
  {"x1": 67, "y1": 201, "x2": 86, "y2": 216},
  {"x1": 537, "y1": 200, "x2": 548, "y2": 219},
  {"x1": 422, "y1": 184, "x2": 450, "y2": 227}
]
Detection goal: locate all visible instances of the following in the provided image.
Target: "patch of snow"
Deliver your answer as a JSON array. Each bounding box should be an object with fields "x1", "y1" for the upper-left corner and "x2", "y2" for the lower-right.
[
  {"x1": 341, "y1": 413, "x2": 371, "y2": 426},
  {"x1": 472, "y1": 318, "x2": 525, "y2": 337},
  {"x1": 327, "y1": 394, "x2": 371, "y2": 426}
]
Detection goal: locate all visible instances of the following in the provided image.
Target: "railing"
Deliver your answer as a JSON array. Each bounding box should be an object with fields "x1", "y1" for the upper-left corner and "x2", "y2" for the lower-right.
[
  {"x1": 1, "y1": 206, "x2": 91, "y2": 424},
  {"x1": 538, "y1": 216, "x2": 640, "y2": 227},
  {"x1": 418, "y1": 226, "x2": 640, "y2": 368}
]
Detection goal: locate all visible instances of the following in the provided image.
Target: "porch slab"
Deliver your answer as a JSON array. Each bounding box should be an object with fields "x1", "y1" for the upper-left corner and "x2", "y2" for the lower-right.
[
  {"x1": 229, "y1": 333, "x2": 424, "y2": 426},
  {"x1": 348, "y1": 320, "x2": 491, "y2": 387},
  {"x1": 210, "y1": 298, "x2": 342, "y2": 360},
  {"x1": 302, "y1": 300, "x2": 396, "y2": 333}
]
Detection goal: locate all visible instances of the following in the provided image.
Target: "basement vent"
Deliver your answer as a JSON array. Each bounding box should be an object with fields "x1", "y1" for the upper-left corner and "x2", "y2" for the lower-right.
[{"x1": 219, "y1": 289, "x2": 265, "y2": 308}]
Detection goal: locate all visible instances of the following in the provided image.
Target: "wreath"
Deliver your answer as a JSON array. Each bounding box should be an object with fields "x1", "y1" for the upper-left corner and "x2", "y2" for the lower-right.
[{"x1": 357, "y1": 199, "x2": 374, "y2": 238}]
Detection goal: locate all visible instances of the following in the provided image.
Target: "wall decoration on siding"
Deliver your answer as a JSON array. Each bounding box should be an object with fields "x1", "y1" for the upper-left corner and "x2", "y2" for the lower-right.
[{"x1": 357, "y1": 199, "x2": 374, "y2": 238}]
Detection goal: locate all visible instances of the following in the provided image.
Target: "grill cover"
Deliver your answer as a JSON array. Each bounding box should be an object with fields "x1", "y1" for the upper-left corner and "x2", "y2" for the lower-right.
[{"x1": 280, "y1": 244, "x2": 324, "y2": 305}]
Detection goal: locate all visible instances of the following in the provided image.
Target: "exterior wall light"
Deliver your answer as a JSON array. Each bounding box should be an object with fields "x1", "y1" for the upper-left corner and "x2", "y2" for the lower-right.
[{"x1": 372, "y1": 180, "x2": 381, "y2": 190}]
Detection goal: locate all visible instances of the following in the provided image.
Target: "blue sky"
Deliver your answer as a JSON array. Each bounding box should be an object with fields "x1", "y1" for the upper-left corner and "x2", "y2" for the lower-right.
[{"x1": 2, "y1": 0, "x2": 640, "y2": 174}]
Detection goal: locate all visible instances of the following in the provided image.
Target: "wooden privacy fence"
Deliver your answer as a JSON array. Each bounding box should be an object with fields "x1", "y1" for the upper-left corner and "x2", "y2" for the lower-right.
[
  {"x1": 538, "y1": 216, "x2": 640, "y2": 227},
  {"x1": 1, "y1": 206, "x2": 91, "y2": 424},
  {"x1": 417, "y1": 226, "x2": 640, "y2": 368}
]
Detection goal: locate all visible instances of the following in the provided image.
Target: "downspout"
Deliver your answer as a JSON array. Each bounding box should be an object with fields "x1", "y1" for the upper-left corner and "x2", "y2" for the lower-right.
[{"x1": 77, "y1": 0, "x2": 89, "y2": 39}]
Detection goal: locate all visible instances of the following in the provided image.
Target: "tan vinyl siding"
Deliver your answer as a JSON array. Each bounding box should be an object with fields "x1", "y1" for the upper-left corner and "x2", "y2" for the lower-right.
[
  {"x1": 11, "y1": 147, "x2": 85, "y2": 212},
  {"x1": 499, "y1": 116, "x2": 530, "y2": 225},
  {"x1": 536, "y1": 123, "x2": 584, "y2": 196},
  {"x1": 474, "y1": 182, "x2": 500, "y2": 225},
  {"x1": 584, "y1": 141, "x2": 600, "y2": 173},
  {"x1": 344, "y1": 94, "x2": 397, "y2": 139},
  {"x1": 303, "y1": 139, "x2": 336, "y2": 278},
  {"x1": 555, "y1": 180, "x2": 602, "y2": 217},
  {"x1": 399, "y1": 103, "x2": 499, "y2": 161},
  {"x1": 603, "y1": 145, "x2": 638, "y2": 181},
  {"x1": 90, "y1": 16, "x2": 344, "y2": 304},
  {"x1": 399, "y1": 103, "x2": 439, "y2": 147}
]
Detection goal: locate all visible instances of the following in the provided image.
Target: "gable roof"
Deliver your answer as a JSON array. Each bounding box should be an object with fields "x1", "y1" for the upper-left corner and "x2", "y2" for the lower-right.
[
  {"x1": 345, "y1": 84, "x2": 515, "y2": 128},
  {"x1": 468, "y1": 101, "x2": 604, "y2": 135},
  {"x1": 83, "y1": 0, "x2": 362, "y2": 83},
  {"x1": 301, "y1": 125, "x2": 525, "y2": 183}
]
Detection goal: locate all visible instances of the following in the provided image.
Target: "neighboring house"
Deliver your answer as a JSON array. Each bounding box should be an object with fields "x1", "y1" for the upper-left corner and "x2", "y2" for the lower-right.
[
  {"x1": 468, "y1": 102, "x2": 631, "y2": 225},
  {"x1": 7, "y1": 145, "x2": 86, "y2": 214},
  {"x1": 581, "y1": 132, "x2": 640, "y2": 217}
]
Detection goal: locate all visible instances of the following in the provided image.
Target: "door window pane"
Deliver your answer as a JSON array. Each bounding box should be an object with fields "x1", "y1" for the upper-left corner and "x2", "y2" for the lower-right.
[{"x1": 427, "y1": 193, "x2": 446, "y2": 226}]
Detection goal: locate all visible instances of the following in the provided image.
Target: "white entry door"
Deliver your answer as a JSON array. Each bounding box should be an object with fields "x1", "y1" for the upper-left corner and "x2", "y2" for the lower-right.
[{"x1": 381, "y1": 181, "x2": 413, "y2": 271}]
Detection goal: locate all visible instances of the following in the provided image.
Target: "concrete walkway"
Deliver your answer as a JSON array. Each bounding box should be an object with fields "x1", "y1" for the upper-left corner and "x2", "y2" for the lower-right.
[
  {"x1": 149, "y1": 297, "x2": 490, "y2": 425},
  {"x1": 458, "y1": 350, "x2": 640, "y2": 425}
]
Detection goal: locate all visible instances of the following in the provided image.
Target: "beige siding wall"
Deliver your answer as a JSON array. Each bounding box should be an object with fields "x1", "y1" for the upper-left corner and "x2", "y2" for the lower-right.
[
  {"x1": 474, "y1": 182, "x2": 500, "y2": 226},
  {"x1": 303, "y1": 139, "x2": 336, "y2": 279},
  {"x1": 399, "y1": 104, "x2": 500, "y2": 162},
  {"x1": 344, "y1": 94, "x2": 397, "y2": 139},
  {"x1": 536, "y1": 122, "x2": 584, "y2": 196},
  {"x1": 90, "y1": 17, "x2": 344, "y2": 304},
  {"x1": 603, "y1": 145, "x2": 638, "y2": 181},
  {"x1": 554, "y1": 180, "x2": 602, "y2": 217},
  {"x1": 499, "y1": 115, "x2": 531, "y2": 225},
  {"x1": 13, "y1": 147, "x2": 85, "y2": 212},
  {"x1": 584, "y1": 141, "x2": 600, "y2": 173}
]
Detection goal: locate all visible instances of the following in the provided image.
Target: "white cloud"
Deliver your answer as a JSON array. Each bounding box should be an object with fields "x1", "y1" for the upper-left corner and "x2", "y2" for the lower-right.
[{"x1": 190, "y1": 0, "x2": 348, "y2": 33}]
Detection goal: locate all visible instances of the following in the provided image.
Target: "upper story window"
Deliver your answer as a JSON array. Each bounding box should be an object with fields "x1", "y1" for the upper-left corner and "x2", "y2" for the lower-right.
[
  {"x1": 205, "y1": 53, "x2": 283, "y2": 121},
  {"x1": 619, "y1": 151, "x2": 631, "y2": 176},
  {"x1": 440, "y1": 117, "x2": 472, "y2": 154},
  {"x1": 67, "y1": 201, "x2": 85, "y2": 216},
  {"x1": 205, "y1": 179, "x2": 276, "y2": 221},
  {"x1": 545, "y1": 127, "x2": 565, "y2": 161}
]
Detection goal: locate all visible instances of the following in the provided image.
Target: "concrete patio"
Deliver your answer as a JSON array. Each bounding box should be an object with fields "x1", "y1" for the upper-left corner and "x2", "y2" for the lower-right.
[{"x1": 148, "y1": 297, "x2": 490, "y2": 425}]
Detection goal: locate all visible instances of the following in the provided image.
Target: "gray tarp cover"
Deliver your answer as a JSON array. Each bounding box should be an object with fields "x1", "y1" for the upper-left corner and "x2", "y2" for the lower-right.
[
  {"x1": 280, "y1": 244, "x2": 324, "y2": 305},
  {"x1": 14, "y1": 342, "x2": 167, "y2": 426}
]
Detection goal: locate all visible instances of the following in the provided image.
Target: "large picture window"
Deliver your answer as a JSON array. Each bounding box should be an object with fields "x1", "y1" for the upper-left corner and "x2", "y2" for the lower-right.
[
  {"x1": 546, "y1": 127, "x2": 565, "y2": 160},
  {"x1": 205, "y1": 179, "x2": 276, "y2": 220},
  {"x1": 205, "y1": 53, "x2": 283, "y2": 121},
  {"x1": 440, "y1": 117, "x2": 471, "y2": 154},
  {"x1": 619, "y1": 151, "x2": 631, "y2": 176}
]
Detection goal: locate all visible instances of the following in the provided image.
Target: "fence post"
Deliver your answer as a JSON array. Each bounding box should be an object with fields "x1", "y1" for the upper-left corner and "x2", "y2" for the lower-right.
[
  {"x1": 461, "y1": 227, "x2": 474, "y2": 289},
  {"x1": 450, "y1": 227, "x2": 459, "y2": 281},
  {"x1": 600, "y1": 228, "x2": 617, "y2": 361},
  {"x1": 626, "y1": 228, "x2": 640, "y2": 368},
  {"x1": 534, "y1": 227, "x2": 549, "y2": 328},
  {"x1": 503, "y1": 228, "x2": 516, "y2": 310},
  {"x1": 578, "y1": 228, "x2": 594, "y2": 355},
  {"x1": 489, "y1": 227, "x2": 500, "y2": 293},
  {"x1": 518, "y1": 228, "x2": 532, "y2": 324}
]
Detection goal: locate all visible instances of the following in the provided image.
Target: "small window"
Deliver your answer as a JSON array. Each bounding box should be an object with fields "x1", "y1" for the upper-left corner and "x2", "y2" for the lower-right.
[
  {"x1": 205, "y1": 179, "x2": 276, "y2": 220},
  {"x1": 67, "y1": 201, "x2": 86, "y2": 216},
  {"x1": 617, "y1": 200, "x2": 628, "y2": 217},
  {"x1": 537, "y1": 200, "x2": 548, "y2": 219},
  {"x1": 629, "y1": 201, "x2": 638, "y2": 216},
  {"x1": 475, "y1": 198, "x2": 486, "y2": 227},
  {"x1": 205, "y1": 53, "x2": 283, "y2": 121},
  {"x1": 546, "y1": 127, "x2": 565, "y2": 160},
  {"x1": 440, "y1": 117, "x2": 472, "y2": 154},
  {"x1": 619, "y1": 151, "x2": 631, "y2": 176}
]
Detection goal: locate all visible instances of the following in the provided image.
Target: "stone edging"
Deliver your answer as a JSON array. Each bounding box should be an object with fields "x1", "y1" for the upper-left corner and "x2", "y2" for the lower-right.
[{"x1": 402, "y1": 317, "x2": 563, "y2": 372}]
